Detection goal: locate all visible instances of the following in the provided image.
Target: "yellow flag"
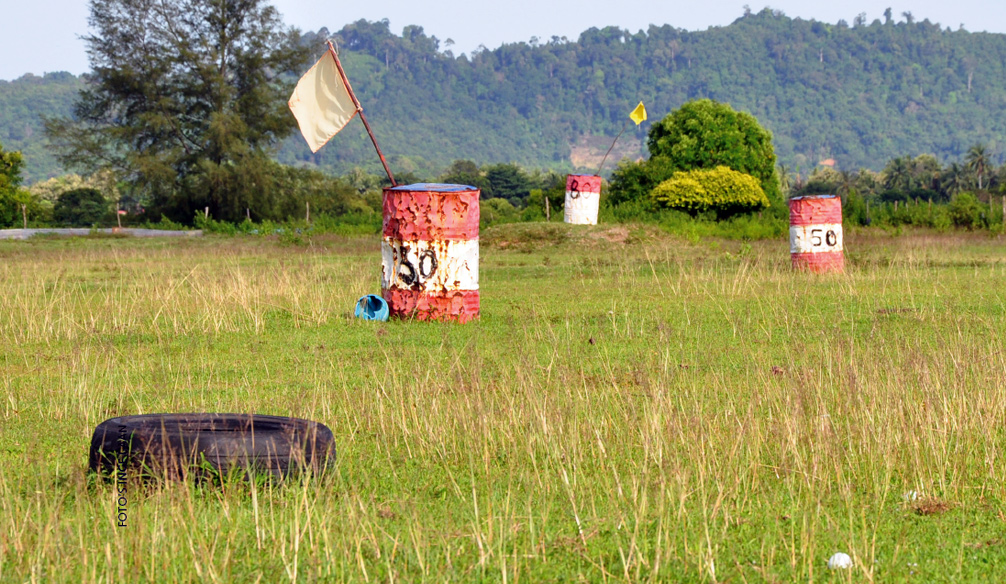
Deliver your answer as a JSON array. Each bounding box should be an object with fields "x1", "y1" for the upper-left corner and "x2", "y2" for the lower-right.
[
  {"x1": 288, "y1": 51, "x2": 359, "y2": 153},
  {"x1": 629, "y1": 102, "x2": 647, "y2": 125}
]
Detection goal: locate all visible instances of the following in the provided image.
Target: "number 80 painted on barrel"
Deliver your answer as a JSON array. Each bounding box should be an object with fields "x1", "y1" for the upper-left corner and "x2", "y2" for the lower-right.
[
  {"x1": 789, "y1": 194, "x2": 844, "y2": 273},
  {"x1": 564, "y1": 174, "x2": 602, "y2": 225}
]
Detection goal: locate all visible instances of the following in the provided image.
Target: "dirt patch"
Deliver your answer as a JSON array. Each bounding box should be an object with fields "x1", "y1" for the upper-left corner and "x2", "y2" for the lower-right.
[
  {"x1": 587, "y1": 226, "x2": 629, "y2": 244},
  {"x1": 913, "y1": 497, "x2": 951, "y2": 516},
  {"x1": 483, "y1": 222, "x2": 668, "y2": 252},
  {"x1": 377, "y1": 504, "x2": 397, "y2": 519},
  {"x1": 482, "y1": 223, "x2": 573, "y2": 251}
]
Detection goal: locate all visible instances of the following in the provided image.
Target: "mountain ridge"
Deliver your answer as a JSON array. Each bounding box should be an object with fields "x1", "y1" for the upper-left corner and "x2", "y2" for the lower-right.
[{"x1": 3, "y1": 9, "x2": 1006, "y2": 183}]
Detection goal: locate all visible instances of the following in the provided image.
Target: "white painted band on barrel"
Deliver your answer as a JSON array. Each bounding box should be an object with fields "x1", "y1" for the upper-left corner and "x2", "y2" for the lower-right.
[
  {"x1": 381, "y1": 238, "x2": 479, "y2": 291},
  {"x1": 564, "y1": 190, "x2": 600, "y2": 225},
  {"x1": 790, "y1": 224, "x2": 843, "y2": 254}
]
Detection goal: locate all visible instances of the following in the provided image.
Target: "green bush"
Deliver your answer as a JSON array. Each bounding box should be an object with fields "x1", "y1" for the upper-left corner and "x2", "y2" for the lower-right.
[
  {"x1": 604, "y1": 198, "x2": 652, "y2": 223},
  {"x1": 522, "y1": 185, "x2": 567, "y2": 221},
  {"x1": 609, "y1": 100, "x2": 780, "y2": 211},
  {"x1": 481, "y1": 197, "x2": 521, "y2": 227},
  {"x1": 613, "y1": 207, "x2": 786, "y2": 241},
  {"x1": 842, "y1": 190, "x2": 868, "y2": 226},
  {"x1": 53, "y1": 188, "x2": 108, "y2": 226},
  {"x1": 270, "y1": 163, "x2": 371, "y2": 219},
  {"x1": 142, "y1": 214, "x2": 188, "y2": 231},
  {"x1": 651, "y1": 167, "x2": 769, "y2": 217},
  {"x1": 948, "y1": 192, "x2": 982, "y2": 229},
  {"x1": 888, "y1": 199, "x2": 948, "y2": 229},
  {"x1": 646, "y1": 99, "x2": 780, "y2": 203},
  {"x1": 608, "y1": 156, "x2": 677, "y2": 207},
  {"x1": 193, "y1": 211, "x2": 383, "y2": 237},
  {"x1": 852, "y1": 198, "x2": 955, "y2": 231},
  {"x1": 147, "y1": 160, "x2": 370, "y2": 225},
  {"x1": 310, "y1": 211, "x2": 382, "y2": 235}
]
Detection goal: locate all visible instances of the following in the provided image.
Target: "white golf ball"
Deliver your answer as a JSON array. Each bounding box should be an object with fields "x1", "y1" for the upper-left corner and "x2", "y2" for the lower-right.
[{"x1": 828, "y1": 552, "x2": 853, "y2": 569}]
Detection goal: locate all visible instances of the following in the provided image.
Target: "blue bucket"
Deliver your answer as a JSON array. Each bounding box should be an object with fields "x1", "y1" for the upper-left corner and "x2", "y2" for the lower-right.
[{"x1": 355, "y1": 294, "x2": 389, "y2": 321}]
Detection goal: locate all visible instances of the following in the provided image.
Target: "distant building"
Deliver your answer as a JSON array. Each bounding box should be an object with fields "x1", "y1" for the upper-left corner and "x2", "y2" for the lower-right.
[{"x1": 818, "y1": 158, "x2": 836, "y2": 168}]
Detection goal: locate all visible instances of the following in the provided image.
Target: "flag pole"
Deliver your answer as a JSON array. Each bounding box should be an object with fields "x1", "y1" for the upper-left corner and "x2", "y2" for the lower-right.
[
  {"x1": 326, "y1": 41, "x2": 397, "y2": 186},
  {"x1": 596, "y1": 121, "x2": 628, "y2": 177}
]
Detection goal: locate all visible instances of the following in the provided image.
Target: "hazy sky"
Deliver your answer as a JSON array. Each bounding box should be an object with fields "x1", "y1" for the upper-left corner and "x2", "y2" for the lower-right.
[{"x1": 3, "y1": 1, "x2": 1005, "y2": 81}]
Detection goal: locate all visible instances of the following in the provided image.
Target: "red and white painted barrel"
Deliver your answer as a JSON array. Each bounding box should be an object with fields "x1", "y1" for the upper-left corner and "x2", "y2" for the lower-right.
[
  {"x1": 789, "y1": 194, "x2": 844, "y2": 273},
  {"x1": 564, "y1": 174, "x2": 602, "y2": 225},
  {"x1": 382, "y1": 183, "x2": 480, "y2": 322}
]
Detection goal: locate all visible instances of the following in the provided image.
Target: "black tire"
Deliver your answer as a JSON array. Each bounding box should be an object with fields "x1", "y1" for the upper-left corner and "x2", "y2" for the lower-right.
[{"x1": 89, "y1": 413, "x2": 335, "y2": 481}]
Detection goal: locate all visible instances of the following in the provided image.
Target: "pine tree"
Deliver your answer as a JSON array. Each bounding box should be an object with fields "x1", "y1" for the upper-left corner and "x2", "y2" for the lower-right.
[{"x1": 46, "y1": 0, "x2": 310, "y2": 222}]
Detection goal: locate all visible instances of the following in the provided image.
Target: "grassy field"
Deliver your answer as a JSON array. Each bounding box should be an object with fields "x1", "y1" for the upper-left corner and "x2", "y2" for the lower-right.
[{"x1": 1, "y1": 225, "x2": 1005, "y2": 582}]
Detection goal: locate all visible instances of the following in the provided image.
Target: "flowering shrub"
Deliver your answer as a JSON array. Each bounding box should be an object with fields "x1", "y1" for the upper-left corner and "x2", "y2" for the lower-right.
[{"x1": 651, "y1": 166, "x2": 769, "y2": 217}]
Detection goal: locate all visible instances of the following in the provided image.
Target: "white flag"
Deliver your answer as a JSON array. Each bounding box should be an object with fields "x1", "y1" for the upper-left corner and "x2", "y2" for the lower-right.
[{"x1": 288, "y1": 51, "x2": 358, "y2": 153}]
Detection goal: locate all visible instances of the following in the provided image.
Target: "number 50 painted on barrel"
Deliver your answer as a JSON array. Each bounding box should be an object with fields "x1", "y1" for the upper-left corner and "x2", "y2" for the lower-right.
[
  {"x1": 791, "y1": 225, "x2": 843, "y2": 253},
  {"x1": 789, "y1": 195, "x2": 844, "y2": 273}
]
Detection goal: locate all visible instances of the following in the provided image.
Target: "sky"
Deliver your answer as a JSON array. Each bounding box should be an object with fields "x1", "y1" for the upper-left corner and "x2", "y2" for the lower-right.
[{"x1": 3, "y1": 0, "x2": 1006, "y2": 81}]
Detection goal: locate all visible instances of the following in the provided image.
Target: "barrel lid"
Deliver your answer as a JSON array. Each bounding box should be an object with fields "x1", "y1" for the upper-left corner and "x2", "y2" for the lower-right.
[
  {"x1": 789, "y1": 194, "x2": 837, "y2": 201},
  {"x1": 388, "y1": 183, "x2": 476, "y2": 192}
]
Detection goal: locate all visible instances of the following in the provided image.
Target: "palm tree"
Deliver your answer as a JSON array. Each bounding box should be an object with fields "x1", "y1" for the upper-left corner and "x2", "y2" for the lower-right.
[
  {"x1": 966, "y1": 143, "x2": 991, "y2": 191},
  {"x1": 836, "y1": 170, "x2": 856, "y2": 199},
  {"x1": 910, "y1": 154, "x2": 940, "y2": 192},
  {"x1": 883, "y1": 156, "x2": 912, "y2": 193},
  {"x1": 941, "y1": 162, "x2": 965, "y2": 198},
  {"x1": 855, "y1": 169, "x2": 880, "y2": 198}
]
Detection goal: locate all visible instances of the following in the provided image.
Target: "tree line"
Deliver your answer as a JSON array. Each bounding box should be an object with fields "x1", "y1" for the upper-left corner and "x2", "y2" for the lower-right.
[
  {"x1": 789, "y1": 145, "x2": 1003, "y2": 202},
  {"x1": 7, "y1": 132, "x2": 1003, "y2": 233}
]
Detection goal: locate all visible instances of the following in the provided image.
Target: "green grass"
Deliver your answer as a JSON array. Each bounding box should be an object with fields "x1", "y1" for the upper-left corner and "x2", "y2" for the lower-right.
[{"x1": 2, "y1": 225, "x2": 1006, "y2": 582}]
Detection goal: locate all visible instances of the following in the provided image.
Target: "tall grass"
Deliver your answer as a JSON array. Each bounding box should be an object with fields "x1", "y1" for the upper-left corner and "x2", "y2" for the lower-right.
[{"x1": 1, "y1": 227, "x2": 1005, "y2": 581}]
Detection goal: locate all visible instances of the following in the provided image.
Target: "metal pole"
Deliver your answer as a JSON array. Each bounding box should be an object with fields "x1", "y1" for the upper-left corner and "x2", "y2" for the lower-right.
[
  {"x1": 327, "y1": 42, "x2": 396, "y2": 187},
  {"x1": 596, "y1": 121, "x2": 628, "y2": 177}
]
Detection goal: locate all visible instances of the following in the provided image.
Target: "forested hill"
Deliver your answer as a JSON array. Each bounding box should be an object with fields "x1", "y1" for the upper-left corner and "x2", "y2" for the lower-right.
[
  {"x1": 6, "y1": 9, "x2": 1006, "y2": 182},
  {"x1": 0, "y1": 72, "x2": 83, "y2": 182}
]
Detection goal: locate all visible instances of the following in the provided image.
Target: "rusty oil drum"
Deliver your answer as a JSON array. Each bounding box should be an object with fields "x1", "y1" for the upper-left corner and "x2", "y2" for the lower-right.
[
  {"x1": 789, "y1": 194, "x2": 844, "y2": 273},
  {"x1": 381, "y1": 183, "x2": 480, "y2": 322},
  {"x1": 564, "y1": 174, "x2": 601, "y2": 225}
]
